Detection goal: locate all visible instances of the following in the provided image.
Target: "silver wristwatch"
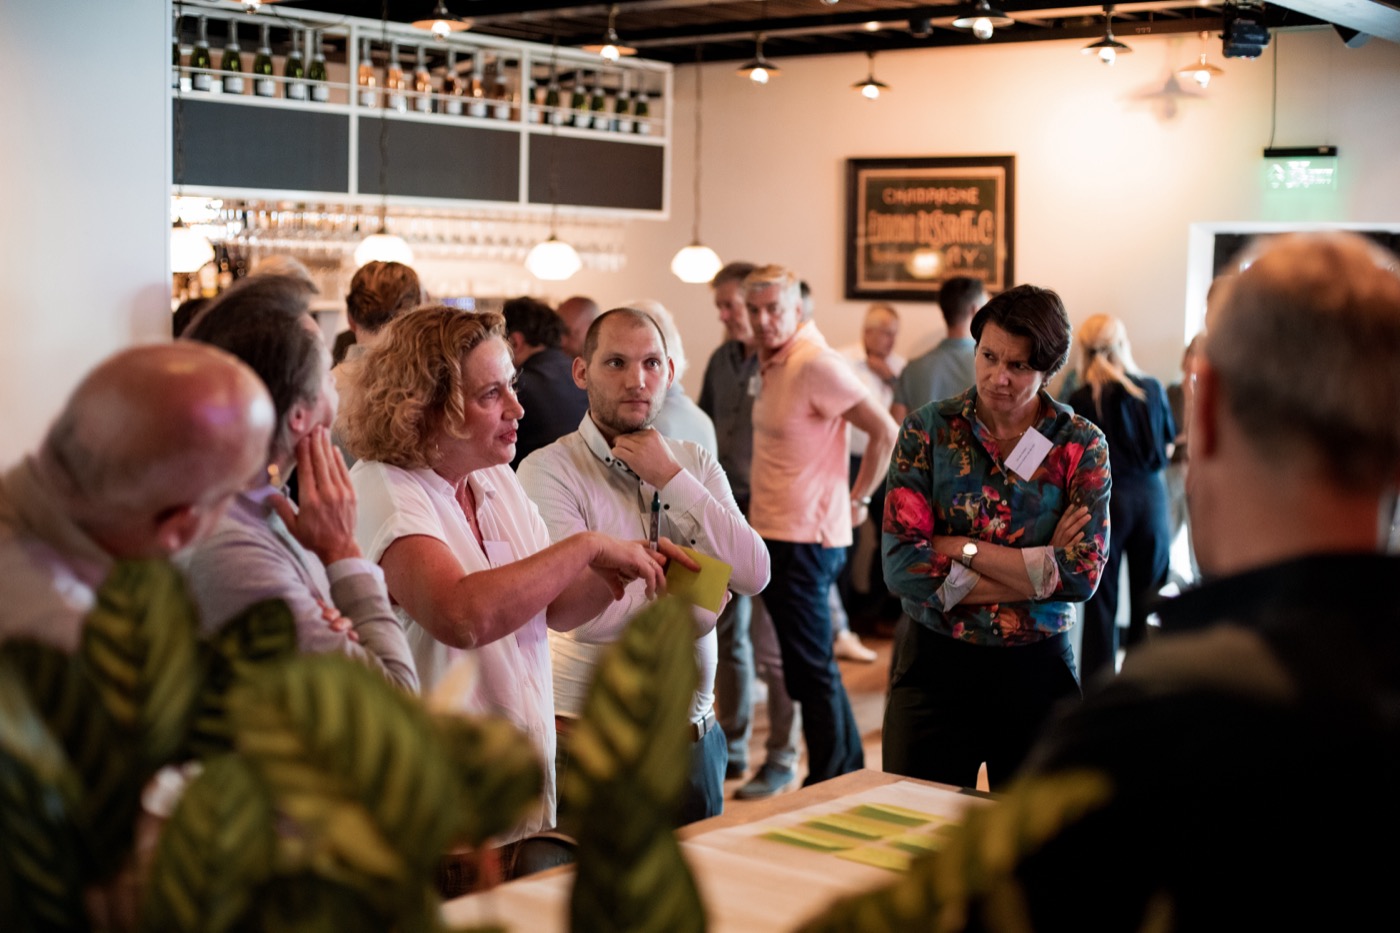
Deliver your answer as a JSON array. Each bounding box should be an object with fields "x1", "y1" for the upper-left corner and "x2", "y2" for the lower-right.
[{"x1": 960, "y1": 541, "x2": 979, "y2": 568}]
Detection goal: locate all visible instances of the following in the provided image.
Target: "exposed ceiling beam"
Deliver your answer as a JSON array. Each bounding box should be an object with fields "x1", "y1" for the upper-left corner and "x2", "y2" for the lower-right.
[{"x1": 1269, "y1": 0, "x2": 1400, "y2": 40}]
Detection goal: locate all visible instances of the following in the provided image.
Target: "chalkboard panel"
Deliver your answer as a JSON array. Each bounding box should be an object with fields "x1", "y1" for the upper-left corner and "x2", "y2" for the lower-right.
[
  {"x1": 357, "y1": 118, "x2": 519, "y2": 202},
  {"x1": 528, "y1": 136, "x2": 664, "y2": 211},
  {"x1": 174, "y1": 99, "x2": 349, "y2": 193}
]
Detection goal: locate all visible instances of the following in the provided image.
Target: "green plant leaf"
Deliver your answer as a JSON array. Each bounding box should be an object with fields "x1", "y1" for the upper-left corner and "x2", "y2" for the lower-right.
[
  {"x1": 431, "y1": 713, "x2": 543, "y2": 847},
  {"x1": 138, "y1": 754, "x2": 276, "y2": 933},
  {"x1": 228, "y1": 654, "x2": 463, "y2": 913},
  {"x1": 563, "y1": 596, "x2": 705, "y2": 933},
  {"x1": 83, "y1": 559, "x2": 202, "y2": 768},
  {"x1": 254, "y1": 874, "x2": 385, "y2": 933},
  {"x1": 2, "y1": 636, "x2": 143, "y2": 882},
  {"x1": 0, "y1": 658, "x2": 86, "y2": 932},
  {"x1": 186, "y1": 598, "x2": 300, "y2": 759}
]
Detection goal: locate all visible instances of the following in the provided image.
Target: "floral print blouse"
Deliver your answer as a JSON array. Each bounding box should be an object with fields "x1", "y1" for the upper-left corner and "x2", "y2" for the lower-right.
[{"x1": 882, "y1": 388, "x2": 1111, "y2": 647}]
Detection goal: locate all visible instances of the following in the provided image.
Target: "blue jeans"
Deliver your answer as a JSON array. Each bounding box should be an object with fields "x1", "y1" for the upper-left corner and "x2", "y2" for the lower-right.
[
  {"x1": 677, "y1": 719, "x2": 728, "y2": 825},
  {"x1": 762, "y1": 539, "x2": 865, "y2": 785}
]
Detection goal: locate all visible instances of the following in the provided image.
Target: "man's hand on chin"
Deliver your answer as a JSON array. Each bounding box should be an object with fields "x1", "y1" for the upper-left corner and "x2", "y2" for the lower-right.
[{"x1": 611, "y1": 428, "x2": 683, "y2": 489}]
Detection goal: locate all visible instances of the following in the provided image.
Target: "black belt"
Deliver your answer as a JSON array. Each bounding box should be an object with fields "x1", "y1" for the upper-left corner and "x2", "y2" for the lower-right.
[{"x1": 691, "y1": 707, "x2": 717, "y2": 743}]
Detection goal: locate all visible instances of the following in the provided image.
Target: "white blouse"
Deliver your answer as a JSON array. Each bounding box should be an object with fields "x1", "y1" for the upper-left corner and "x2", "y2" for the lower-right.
[{"x1": 351, "y1": 459, "x2": 556, "y2": 838}]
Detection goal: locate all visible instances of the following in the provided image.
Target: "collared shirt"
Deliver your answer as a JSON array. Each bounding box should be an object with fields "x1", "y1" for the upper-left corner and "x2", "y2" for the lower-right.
[
  {"x1": 698, "y1": 339, "x2": 758, "y2": 505},
  {"x1": 0, "y1": 456, "x2": 112, "y2": 652},
  {"x1": 883, "y1": 387, "x2": 1112, "y2": 646},
  {"x1": 351, "y1": 459, "x2": 556, "y2": 838},
  {"x1": 839, "y1": 343, "x2": 906, "y2": 458},
  {"x1": 749, "y1": 322, "x2": 871, "y2": 547},
  {"x1": 182, "y1": 486, "x2": 418, "y2": 692},
  {"x1": 893, "y1": 337, "x2": 977, "y2": 412},
  {"x1": 517, "y1": 414, "x2": 770, "y2": 723}
]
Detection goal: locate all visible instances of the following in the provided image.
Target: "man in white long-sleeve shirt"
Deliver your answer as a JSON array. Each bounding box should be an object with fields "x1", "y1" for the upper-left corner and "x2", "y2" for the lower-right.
[{"x1": 519, "y1": 307, "x2": 770, "y2": 824}]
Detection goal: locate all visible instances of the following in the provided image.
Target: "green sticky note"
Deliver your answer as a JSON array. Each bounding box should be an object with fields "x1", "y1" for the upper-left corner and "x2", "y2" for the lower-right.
[
  {"x1": 762, "y1": 827, "x2": 858, "y2": 852},
  {"x1": 850, "y1": 803, "x2": 938, "y2": 827},
  {"x1": 835, "y1": 846, "x2": 914, "y2": 872},
  {"x1": 665, "y1": 546, "x2": 733, "y2": 614}
]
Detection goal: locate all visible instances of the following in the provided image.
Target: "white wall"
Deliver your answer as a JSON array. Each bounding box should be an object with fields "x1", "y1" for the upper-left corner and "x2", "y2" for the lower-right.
[
  {"x1": 558, "y1": 27, "x2": 1400, "y2": 397},
  {"x1": 0, "y1": 1, "x2": 171, "y2": 464}
]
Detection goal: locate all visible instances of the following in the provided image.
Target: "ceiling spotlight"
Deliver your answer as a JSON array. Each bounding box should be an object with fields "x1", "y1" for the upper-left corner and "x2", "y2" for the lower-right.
[
  {"x1": 863, "y1": 21, "x2": 881, "y2": 32},
  {"x1": 1176, "y1": 31, "x2": 1225, "y2": 88},
  {"x1": 737, "y1": 33, "x2": 780, "y2": 84},
  {"x1": 411, "y1": 1, "x2": 472, "y2": 39},
  {"x1": 583, "y1": 4, "x2": 637, "y2": 61},
  {"x1": 1082, "y1": 4, "x2": 1133, "y2": 65},
  {"x1": 952, "y1": 1, "x2": 1014, "y2": 41},
  {"x1": 852, "y1": 51, "x2": 889, "y2": 100},
  {"x1": 909, "y1": 17, "x2": 933, "y2": 38}
]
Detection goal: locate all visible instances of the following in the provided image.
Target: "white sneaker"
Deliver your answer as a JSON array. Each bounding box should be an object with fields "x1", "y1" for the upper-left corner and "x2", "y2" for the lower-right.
[{"x1": 833, "y1": 629, "x2": 877, "y2": 663}]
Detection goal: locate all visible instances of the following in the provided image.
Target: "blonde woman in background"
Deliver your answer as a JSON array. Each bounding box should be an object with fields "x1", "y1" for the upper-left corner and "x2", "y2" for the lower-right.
[{"x1": 1067, "y1": 314, "x2": 1176, "y2": 679}]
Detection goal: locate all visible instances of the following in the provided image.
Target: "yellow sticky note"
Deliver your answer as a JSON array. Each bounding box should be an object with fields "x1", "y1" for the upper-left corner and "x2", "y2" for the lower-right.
[{"x1": 665, "y1": 546, "x2": 733, "y2": 613}]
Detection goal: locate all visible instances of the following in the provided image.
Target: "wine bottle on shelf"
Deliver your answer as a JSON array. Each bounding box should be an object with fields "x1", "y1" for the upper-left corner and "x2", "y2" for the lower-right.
[
  {"x1": 570, "y1": 72, "x2": 591, "y2": 128},
  {"x1": 284, "y1": 29, "x2": 307, "y2": 101},
  {"x1": 589, "y1": 72, "x2": 609, "y2": 131},
  {"x1": 172, "y1": 12, "x2": 182, "y2": 90},
  {"x1": 544, "y1": 72, "x2": 562, "y2": 126},
  {"x1": 357, "y1": 38, "x2": 378, "y2": 108},
  {"x1": 633, "y1": 83, "x2": 651, "y2": 135},
  {"x1": 614, "y1": 71, "x2": 634, "y2": 134},
  {"x1": 221, "y1": 24, "x2": 245, "y2": 95},
  {"x1": 253, "y1": 24, "x2": 276, "y2": 98},
  {"x1": 467, "y1": 55, "x2": 488, "y2": 118},
  {"x1": 386, "y1": 42, "x2": 407, "y2": 113},
  {"x1": 190, "y1": 16, "x2": 213, "y2": 92},
  {"x1": 441, "y1": 49, "x2": 464, "y2": 116},
  {"x1": 307, "y1": 30, "x2": 329, "y2": 102},
  {"x1": 491, "y1": 57, "x2": 512, "y2": 121},
  {"x1": 413, "y1": 46, "x2": 433, "y2": 113}
]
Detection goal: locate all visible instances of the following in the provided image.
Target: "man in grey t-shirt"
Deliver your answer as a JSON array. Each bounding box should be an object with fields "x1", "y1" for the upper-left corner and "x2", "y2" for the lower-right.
[{"x1": 891, "y1": 276, "x2": 986, "y2": 423}]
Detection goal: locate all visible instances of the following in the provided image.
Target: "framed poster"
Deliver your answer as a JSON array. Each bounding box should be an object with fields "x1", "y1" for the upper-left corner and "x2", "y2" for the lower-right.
[{"x1": 845, "y1": 156, "x2": 1015, "y2": 302}]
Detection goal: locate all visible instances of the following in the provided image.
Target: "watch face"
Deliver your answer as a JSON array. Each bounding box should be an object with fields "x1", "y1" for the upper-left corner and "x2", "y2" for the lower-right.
[{"x1": 963, "y1": 542, "x2": 977, "y2": 557}]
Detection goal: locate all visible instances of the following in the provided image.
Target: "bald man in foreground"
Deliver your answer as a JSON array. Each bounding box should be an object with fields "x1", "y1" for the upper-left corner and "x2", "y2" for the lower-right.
[{"x1": 0, "y1": 343, "x2": 275, "y2": 651}]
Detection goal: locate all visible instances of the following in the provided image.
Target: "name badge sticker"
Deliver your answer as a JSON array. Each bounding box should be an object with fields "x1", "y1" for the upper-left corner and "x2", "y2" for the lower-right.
[{"x1": 1006, "y1": 428, "x2": 1053, "y2": 481}]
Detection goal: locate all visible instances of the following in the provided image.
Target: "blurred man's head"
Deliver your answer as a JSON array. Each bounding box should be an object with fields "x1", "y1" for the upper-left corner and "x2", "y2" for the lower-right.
[
  {"x1": 557, "y1": 296, "x2": 602, "y2": 359},
  {"x1": 711, "y1": 262, "x2": 757, "y2": 346},
  {"x1": 1188, "y1": 232, "x2": 1400, "y2": 573},
  {"x1": 938, "y1": 277, "x2": 986, "y2": 337},
  {"x1": 187, "y1": 274, "x2": 333, "y2": 474},
  {"x1": 39, "y1": 344, "x2": 274, "y2": 558}
]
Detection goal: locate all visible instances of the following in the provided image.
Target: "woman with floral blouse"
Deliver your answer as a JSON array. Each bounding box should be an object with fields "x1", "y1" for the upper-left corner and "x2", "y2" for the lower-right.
[{"x1": 881, "y1": 284, "x2": 1111, "y2": 790}]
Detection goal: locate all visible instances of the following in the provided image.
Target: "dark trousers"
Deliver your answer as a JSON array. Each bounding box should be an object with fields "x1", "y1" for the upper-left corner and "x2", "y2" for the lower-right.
[
  {"x1": 762, "y1": 539, "x2": 865, "y2": 785},
  {"x1": 883, "y1": 622, "x2": 1081, "y2": 790},
  {"x1": 1080, "y1": 471, "x2": 1172, "y2": 681}
]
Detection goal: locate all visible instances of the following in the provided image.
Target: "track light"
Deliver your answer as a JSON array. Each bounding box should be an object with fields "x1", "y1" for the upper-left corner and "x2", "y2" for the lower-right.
[
  {"x1": 737, "y1": 33, "x2": 780, "y2": 84},
  {"x1": 411, "y1": 1, "x2": 472, "y2": 39},
  {"x1": 1176, "y1": 32, "x2": 1225, "y2": 88},
  {"x1": 1082, "y1": 5, "x2": 1132, "y2": 65},
  {"x1": 952, "y1": 1, "x2": 1014, "y2": 41},
  {"x1": 852, "y1": 51, "x2": 889, "y2": 100},
  {"x1": 582, "y1": 5, "x2": 637, "y2": 61}
]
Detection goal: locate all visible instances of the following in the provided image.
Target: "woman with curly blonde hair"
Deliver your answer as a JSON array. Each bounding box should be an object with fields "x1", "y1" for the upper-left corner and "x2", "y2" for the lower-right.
[
  {"x1": 1068, "y1": 314, "x2": 1176, "y2": 679},
  {"x1": 339, "y1": 304, "x2": 692, "y2": 845}
]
